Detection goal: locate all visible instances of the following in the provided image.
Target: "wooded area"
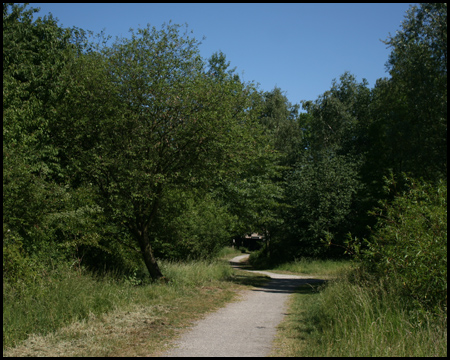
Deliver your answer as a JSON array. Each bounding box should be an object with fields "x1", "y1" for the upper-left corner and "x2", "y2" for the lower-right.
[{"x1": 3, "y1": 3, "x2": 446, "y2": 318}]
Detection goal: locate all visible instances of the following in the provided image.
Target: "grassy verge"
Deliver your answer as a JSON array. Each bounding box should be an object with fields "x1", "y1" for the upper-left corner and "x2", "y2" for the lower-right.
[
  {"x1": 271, "y1": 267, "x2": 447, "y2": 357},
  {"x1": 3, "y1": 250, "x2": 269, "y2": 357},
  {"x1": 269, "y1": 257, "x2": 353, "y2": 278},
  {"x1": 216, "y1": 246, "x2": 246, "y2": 260}
]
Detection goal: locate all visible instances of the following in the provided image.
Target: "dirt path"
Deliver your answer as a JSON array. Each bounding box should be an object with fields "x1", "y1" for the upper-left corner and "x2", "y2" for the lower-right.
[{"x1": 162, "y1": 254, "x2": 324, "y2": 357}]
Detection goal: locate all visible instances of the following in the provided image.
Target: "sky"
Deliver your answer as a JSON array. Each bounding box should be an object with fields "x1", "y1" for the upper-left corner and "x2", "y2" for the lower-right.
[{"x1": 30, "y1": 3, "x2": 414, "y2": 109}]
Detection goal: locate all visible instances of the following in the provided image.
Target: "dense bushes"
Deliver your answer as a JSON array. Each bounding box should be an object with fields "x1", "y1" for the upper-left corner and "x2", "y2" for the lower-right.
[{"x1": 354, "y1": 175, "x2": 447, "y2": 314}]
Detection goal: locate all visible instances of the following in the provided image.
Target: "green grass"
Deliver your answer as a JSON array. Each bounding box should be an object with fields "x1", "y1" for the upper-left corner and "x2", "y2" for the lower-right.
[
  {"x1": 271, "y1": 267, "x2": 447, "y2": 357},
  {"x1": 3, "y1": 250, "x2": 257, "y2": 354},
  {"x1": 271, "y1": 257, "x2": 353, "y2": 278},
  {"x1": 216, "y1": 246, "x2": 244, "y2": 260},
  {"x1": 7, "y1": 248, "x2": 444, "y2": 357},
  {"x1": 3, "y1": 264, "x2": 128, "y2": 350}
]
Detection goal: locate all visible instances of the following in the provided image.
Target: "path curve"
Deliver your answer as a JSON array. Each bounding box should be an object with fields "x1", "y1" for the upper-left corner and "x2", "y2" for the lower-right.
[{"x1": 162, "y1": 254, "x2": 324, "y2": 357}]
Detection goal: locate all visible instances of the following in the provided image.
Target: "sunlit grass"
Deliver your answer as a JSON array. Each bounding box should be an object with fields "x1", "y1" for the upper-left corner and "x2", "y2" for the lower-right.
[
  {"x1": 3, "y1": 248, "x2": 268, "y2": 356},
  {"x1": 216, "y1": 246, "x2": 243, "y2": 260},
  {"x1": 2, "y1": 250, "x2": 247, "y2": 354},
  {"x1": 271, "y1": 257, "x2": 353, "y2": 278},
  {"x1": 272, "y1": 271, "x2": 447, "y2": 357}
]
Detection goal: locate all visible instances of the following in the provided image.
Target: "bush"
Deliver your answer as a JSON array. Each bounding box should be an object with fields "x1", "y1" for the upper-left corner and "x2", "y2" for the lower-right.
[{"x1": 358, "y1": 175, "x2": 447, "y2": 313}]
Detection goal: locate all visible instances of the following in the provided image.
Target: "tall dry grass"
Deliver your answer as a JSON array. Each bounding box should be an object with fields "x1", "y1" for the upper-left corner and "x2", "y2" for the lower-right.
[
  {"x1": 3, "y1": 257, "x2": 235, "y2": 352},
  {"x1": 272, "y1": 257, "x2": 353, "y2": 277},
  {"x1": 273, "y1": 271, "x2": 447, "y2": 357}
]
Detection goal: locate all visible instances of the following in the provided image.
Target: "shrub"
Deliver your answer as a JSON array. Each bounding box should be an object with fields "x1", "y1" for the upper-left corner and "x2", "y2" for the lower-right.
[{"x1": 359, "y1": 175, "x2": 447, "y2": 313}]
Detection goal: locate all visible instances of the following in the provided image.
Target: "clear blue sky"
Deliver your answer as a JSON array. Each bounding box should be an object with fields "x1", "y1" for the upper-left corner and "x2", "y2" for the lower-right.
[{"x1": 31, "y1": 3, "x2": 413, "y2": 109}]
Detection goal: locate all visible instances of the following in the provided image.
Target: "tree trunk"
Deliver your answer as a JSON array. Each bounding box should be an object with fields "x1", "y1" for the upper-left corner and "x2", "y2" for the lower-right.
[{"x1": 135, "y1": 226, "x2": 163, "y2": 281}]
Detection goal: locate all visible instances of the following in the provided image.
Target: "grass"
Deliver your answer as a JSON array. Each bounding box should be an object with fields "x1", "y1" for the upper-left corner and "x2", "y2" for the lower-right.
[
  {"x1": 270, "y1": 257, "x2": 353, "y2": 278},
  {"x1": 3, "y1": 250, "x2": 269, "y2": 357},
  {"x1": 216, "y1": 246, "x2": 245, "y2": 260},
  {"x1": 8, "y1": 248, "x2": 442, "y2": 357},
  {"x1": 271, "y1": 267, "x2": 447, "y2": 357}
]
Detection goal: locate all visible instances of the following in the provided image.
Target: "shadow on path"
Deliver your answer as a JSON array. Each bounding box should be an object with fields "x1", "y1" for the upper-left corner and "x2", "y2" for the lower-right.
[
  {"x1": 229, "y1": 257, "x2": 327, "y2": 295},
  {"x1": 251, "y1": 277, "x2": 325, "y2": 294}
]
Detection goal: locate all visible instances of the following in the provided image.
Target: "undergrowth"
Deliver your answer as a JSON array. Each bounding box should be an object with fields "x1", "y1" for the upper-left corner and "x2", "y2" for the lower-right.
[{"x1": 3, "y1": 256, "x2": 235, "y2": 351}]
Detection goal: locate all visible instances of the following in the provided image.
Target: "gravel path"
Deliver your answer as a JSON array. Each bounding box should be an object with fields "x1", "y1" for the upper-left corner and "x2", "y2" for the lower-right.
[{"x1": 162, "y1": 254, "x2": 324, "y2": 357}]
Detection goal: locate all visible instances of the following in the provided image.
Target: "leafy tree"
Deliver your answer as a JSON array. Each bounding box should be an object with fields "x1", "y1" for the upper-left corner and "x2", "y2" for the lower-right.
[
  {"x1": 3, "y1": 4, "x2": 98, "y2": 280},
  {"x1": 216, "y1": 145, "x2": 285, "y2": 241},
  {"x1": 355, "y1": 3, "x2": 447, "y2": 246},
  {"x1": 54, "y1": 23, "x2": 264, "y2": 280},
  {"x1": 207, "y1": 50, "x2": 238, "y2": 83},
  {"x1": 150, "y1": 187, "x2": 235, "y2": 261},
  {"x1": 284, "y1": 152, "x2": 362, "y2": 258},
  {"x1": 378, "y1": 3, "x2": 447, "y2": 180},
  {"x1": 301, "y1": 72, "x2": 371, "y2": 157},
  {"x1": 274, "y1": 73, "x2": 370, "y2": 259},
  {"x1": 259, "y1": 87, "x2": 302, "y2": 166}
]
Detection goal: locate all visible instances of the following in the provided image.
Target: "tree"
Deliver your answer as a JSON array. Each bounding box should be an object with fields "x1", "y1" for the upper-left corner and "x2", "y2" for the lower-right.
[
  {"x1": 259, "y1": 87, "x2": 302, "y2": 166},
  {"x1": 301, "y1": 72, "x2": 372, "y2": 157},
  {"x1": 3, "y1": 4, "x2": 98, "y2": 280},
  {"x1": 150, "y1": 186, "x2": 235, "y2": 261},
  {"x1": 284, "y1": 152, "x2": 362, "y2": 258},
  {"x1": 277, "y1": 73, "x2": 371, "y2": 257},
  {"x1": 55, "y1": 23, "x2": 264, "y2": 280},
  {"x1": 379, "y1": 3, "x2": 447, "y2": 181}
]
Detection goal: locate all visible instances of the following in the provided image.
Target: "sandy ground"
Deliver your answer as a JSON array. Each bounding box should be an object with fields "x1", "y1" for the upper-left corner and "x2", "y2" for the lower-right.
[{"x1": 162, "y1": 254, "x2": 324, "y2": 357}]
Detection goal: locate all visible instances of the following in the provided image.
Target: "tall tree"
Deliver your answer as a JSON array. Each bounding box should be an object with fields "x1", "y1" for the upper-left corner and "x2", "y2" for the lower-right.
[
  {"x1": 259, "y1": 87, "x2": 302, "y2": 166},
  {"x1": 379, "y1": 3, "x2": 447, "y2": 180},
  {"x1": 284, "y1": 152, "x2": 362, "y2": 258},
  {"x1": 55, "y1": 23, "x2": 264, "y2": 280},
  {"x1": 3, "y1": 3, "x2": 90, "y2": 277},
  {"x1": 290, "y1": 73, "x2": 371, "y2": 250},
  {"x1": 301, "y1": 72, "x2": 371, "y2": 157}
]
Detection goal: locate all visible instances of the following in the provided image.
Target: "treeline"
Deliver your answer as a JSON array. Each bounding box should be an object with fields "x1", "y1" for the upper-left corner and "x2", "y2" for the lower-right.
[
  {"x1": 254, "y1": 3, "x2": 447, "y2": 314},
  {"x1": 3, "y1": 3, "x2": 447, "y2": 315}
]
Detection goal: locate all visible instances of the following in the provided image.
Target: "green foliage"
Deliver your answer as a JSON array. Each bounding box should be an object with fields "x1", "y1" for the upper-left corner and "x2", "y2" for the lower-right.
[
  {"x1": 259, "y1": 87, "x2": 302, "y2": 165},
  {"x1": 301, "y1": 72, "x2": 371, "y2": 156},
  {"x1": 3, "y1": 3, "x2": 272, "y2": 283},
  {"x1": 217, "y1": 147, "x2": 285, "y2": 238},
  {"x1": 3, "y1": 3, "x2": 76, "y2": 180},
  {"x1": 50, "y1": 21, "x2": 268, "y2": 279},
  {"x1": 355, "y1": 175, "x2": 447, "y2": 313},
  {"x1": 151, "y1": 188, "x2": 235, "y2": 260},
  {"x1": 3, "y1": 3, "x2": 101, "y2": 284},
  {"x1": 377, "y1": 3, "x2": 447, "y2": 180},
  {"x1": 2, "y1": 4, "x2": 447, "y2": 338},
  {"x1": 283, "y1": 152, "x2": 362, "y2": 258}
]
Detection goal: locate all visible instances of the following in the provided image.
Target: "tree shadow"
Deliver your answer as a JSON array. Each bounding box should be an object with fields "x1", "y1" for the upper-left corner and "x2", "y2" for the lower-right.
[
  {"x1": 251, "y1": 278, "x2": 326, "y2": 294},
  {"x1": 228, "y1": 258, "x2": 327, "y2": 294},
  {"x1": 227, "y1": 259, "x2": 271, "y2": 287},
  {"x1": 228, "y1": 272, "x2": 270, "y2": 288}
]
